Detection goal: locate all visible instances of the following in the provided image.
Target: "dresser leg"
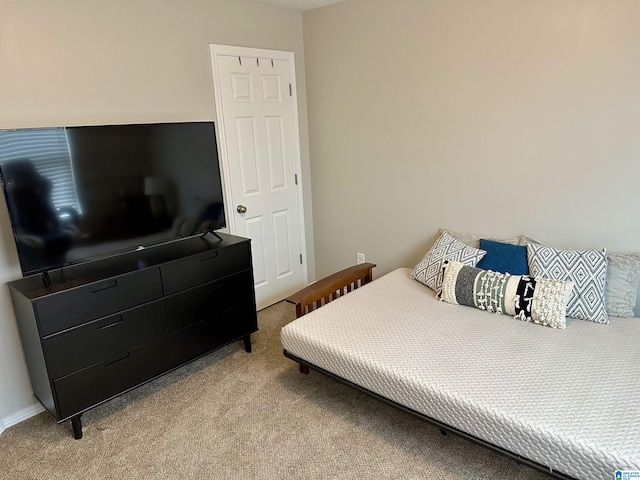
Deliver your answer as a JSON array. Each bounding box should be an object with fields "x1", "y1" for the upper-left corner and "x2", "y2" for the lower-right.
[
  {"x1": 71, "y1": 415, "x2": 83, "y2": 439},
  {"x1": 243, "y1": 335, "x2": 252, "y2": 353},
  {"x1": 299, "y1": 364, "x2": 309, "y2": 374}
]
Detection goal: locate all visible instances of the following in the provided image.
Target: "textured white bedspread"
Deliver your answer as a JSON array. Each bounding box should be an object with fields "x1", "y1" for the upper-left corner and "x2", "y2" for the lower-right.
[{"x1": 281, "y1": 268, "x2": 640, "y2": 480}]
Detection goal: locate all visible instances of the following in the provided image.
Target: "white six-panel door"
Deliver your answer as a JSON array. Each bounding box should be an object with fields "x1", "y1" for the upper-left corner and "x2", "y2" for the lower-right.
[{"x1": 210, "y1": 46, "x2": 306, "y2": 310}]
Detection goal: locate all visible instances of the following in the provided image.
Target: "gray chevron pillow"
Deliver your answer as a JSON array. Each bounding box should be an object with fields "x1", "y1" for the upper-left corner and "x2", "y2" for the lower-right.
[
  {"x1": 412, "y1": 231, "x2": 486, "y2": 296},
  {"x1": 526, "y1": 243, "x2": 608, "y2": 324}
]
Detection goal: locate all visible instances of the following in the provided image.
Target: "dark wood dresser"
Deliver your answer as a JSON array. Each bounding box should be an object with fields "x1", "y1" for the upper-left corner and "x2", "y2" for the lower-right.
[{"x1": 8, "y1": 232, "x2": 257, "y2": 438}]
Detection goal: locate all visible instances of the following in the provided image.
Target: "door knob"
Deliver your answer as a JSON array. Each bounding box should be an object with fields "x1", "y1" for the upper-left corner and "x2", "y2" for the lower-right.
[{"x1": 236, "y1": 204, "x2": 247, "y2": 214}]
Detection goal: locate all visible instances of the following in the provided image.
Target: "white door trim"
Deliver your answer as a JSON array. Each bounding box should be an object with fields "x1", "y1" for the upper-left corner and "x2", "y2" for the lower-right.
[{"x1": 209, "y1": 44, "x2": 308, "y2": 289}]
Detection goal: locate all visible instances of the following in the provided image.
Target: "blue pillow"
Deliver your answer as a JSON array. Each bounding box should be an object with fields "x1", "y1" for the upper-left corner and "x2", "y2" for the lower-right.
[{"x1": 476, "y1": 239, "x2": 529, "y2": 275}]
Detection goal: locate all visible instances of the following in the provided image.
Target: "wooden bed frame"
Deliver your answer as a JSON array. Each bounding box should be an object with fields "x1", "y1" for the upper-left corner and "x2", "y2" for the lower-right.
[
  {"x1": 286, "y1": 262, "x2": 376, "y2": 373},
  {"x1": 286, "y1": 262, "x2": 376, "y2": 317},
  {"x1": 284, "y1": 263, "x2": 576, "y2": 480}
]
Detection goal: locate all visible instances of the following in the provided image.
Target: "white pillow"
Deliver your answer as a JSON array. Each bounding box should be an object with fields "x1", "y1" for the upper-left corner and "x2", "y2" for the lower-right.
[
  {"x1": 441, "y1": 228, "x2": 521, "y2": 249},
  {"x1": 606, "y1": 252, "x2": 640, "y2": 318}
]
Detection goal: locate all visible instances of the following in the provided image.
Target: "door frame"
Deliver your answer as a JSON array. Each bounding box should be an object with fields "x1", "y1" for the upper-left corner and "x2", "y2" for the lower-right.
[{"x1": 209, "y1": 44, "x2": 308, "y2": 288}]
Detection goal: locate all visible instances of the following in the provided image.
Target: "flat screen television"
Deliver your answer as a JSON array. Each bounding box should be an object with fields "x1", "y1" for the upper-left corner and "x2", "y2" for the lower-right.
[{"x1": 0, "y1": 121, "x2": 226, "y2": 276}]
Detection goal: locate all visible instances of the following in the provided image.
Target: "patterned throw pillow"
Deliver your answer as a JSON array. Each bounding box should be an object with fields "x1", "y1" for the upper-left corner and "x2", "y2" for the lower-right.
[
  {"x1": 521, "y1": 235, "x2": 639, "y2": 318},
  {"x1": 526, "y1": 243, "x2": 608, "y2": 324},
  {"x1": 411, "y1": 231, "x2": 486, "y2": 296},
  {"x1": 441, "y1": 261, "x2": 574, "y2": 329}
]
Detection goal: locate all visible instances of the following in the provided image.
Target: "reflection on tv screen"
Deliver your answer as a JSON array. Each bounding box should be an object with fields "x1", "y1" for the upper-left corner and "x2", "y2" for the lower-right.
[{"x1": 0, "y1": 122, "x2": 226, "y2": 275}]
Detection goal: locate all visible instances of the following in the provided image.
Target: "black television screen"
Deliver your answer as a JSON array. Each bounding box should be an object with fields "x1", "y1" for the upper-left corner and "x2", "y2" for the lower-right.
[{"x1": 0, "y1": 121, "x2": 226, "y2": 276}]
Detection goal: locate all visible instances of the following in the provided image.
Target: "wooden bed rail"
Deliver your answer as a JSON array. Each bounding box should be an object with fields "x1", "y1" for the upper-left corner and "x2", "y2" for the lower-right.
[{"x1": 286, "y1": 262, "x2": 376, "y2": 319}]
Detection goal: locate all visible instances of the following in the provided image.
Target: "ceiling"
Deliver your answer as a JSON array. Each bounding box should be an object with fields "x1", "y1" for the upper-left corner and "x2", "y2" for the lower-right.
[{"x1": 249, "y1": 0, "x2": 343, "y2": 11}]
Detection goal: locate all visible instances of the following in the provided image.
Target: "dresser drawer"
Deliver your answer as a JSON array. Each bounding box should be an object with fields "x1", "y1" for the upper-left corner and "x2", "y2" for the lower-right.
[
  {"x1": 215, "y1": 301, "x2": 258, "y2": 344},
  {"x1": 53, "y1": 338, "x2": 170, "y2": 420},
  {"x1": 163, "y1": 301, "x2": 258, "y2": 366},
  {"x1": 43, "y1": 301, "x2": 168, "y2": 380},
  {"x1": 53, "y1": 301, "x2": 257, "y2": 421},
  {"x1": 160, "y1": 242, "x2": 250, "y2": 295},
  {"x1": 164, "y1": 270, "x2": 253, "y2": 332},
  {"x1": 36, "y1": 268, "x2": 163, "y2": 336}
]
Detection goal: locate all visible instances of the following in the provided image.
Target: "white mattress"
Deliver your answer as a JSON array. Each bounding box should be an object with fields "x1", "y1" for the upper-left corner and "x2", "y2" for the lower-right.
[{"x1": 281, "y1": 268, "x2": 640, "y2": 480}]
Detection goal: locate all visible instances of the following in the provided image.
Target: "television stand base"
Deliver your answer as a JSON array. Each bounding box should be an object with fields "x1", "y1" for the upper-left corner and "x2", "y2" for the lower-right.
[
  {"x1": 201, "y1": 230, "x2": 223, "y2": 241},
  {"x1": 41, "y1": 271, "x2": 52, "y2": 288}
]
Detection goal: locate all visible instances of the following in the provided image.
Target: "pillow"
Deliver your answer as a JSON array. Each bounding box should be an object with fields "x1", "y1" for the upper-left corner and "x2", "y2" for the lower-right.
[
  {"x1": 476, "y1": 239, "x2": 529, "y2": 275},
  {"x1": 441, "y1": 261, "x2": 574, "y2": 329},
  {"x1": 411, "y1": 231, "x2": 486, "y2": 295},
  {"x1": 521, "y1": 235, "x2": 639, "y2": 318},
  {"x1": 606, "y1": 252, "x2": 640, "y2": 318},
  {"x1": 526, "y1": 243, "x2": 608, "y2": 324},
  {"x1": 441, "y1": 228, "x2": 521, "y2": 249},
  {"x1": 518, "y1": 234, "x2": 545, "y2": 247}
]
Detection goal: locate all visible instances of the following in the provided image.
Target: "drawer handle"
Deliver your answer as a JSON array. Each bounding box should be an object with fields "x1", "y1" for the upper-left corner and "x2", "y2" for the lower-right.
[
  {"x1": 97, "y1": 319, "x2": 123, "y2": 331},
  {"x1": 89, "y1": 279, "x2": 118, "y2": 293},
  {"x1": 199, "y1": 251, "x2": 218, "y2": 262},
  {"x1": 202, "y1": 282, "x2": 223, "y2": 295},
  {"x1": 104, "y1": 352, "x2": 130, "y2": 367}
]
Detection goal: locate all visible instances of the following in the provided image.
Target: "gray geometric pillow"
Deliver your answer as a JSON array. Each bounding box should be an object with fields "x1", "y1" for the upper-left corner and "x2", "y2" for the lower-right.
[
  {"x1": 412, "y1": 231, "x2": 486, "y2": 296},
  {"x1": 526, "y1": 243, "x2": 608, "y2": 324},
  {"x1": 521, "y1": 235, "x2": 638, "y2": 318}
]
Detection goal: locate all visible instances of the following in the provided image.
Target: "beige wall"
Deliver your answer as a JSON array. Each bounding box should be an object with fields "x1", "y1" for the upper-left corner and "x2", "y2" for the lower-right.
[
  {"x1": 0, "y1": 0, "x2": 314, "y2": 423},
  {"x1": 303, "y1": 0, "x2": 640, "y2": 282}
]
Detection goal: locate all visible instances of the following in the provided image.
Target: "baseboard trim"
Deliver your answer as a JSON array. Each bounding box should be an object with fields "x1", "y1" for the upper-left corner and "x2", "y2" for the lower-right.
[{"x1": 0, "y1": 403, "x2": 45, "y2": 435}]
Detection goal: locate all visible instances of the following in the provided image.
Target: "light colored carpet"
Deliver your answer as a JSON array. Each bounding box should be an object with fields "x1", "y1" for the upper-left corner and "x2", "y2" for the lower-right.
[{"x1": 0, "y1": 301, "x2": 548, "y2": 480}]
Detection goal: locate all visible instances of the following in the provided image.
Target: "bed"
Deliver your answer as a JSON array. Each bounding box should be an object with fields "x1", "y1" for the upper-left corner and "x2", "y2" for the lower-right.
[{"x1": 281, "y1": 264, "x2": 640, "y2": 480}]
